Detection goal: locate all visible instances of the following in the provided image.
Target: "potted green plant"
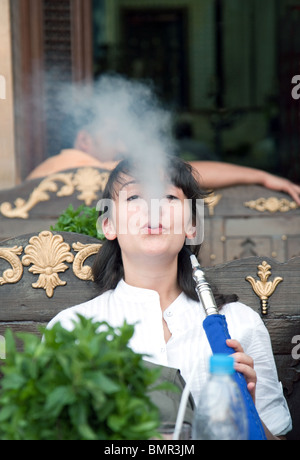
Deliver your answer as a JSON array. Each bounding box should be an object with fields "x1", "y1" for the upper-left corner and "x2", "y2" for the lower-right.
[{"x1": 0, "y1": 316, "x2": 163, "y2": 440}]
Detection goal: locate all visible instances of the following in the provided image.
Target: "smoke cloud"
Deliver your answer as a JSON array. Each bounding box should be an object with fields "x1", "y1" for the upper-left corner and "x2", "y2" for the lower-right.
[{"x1": 56, "y1": 73, "x2": 177, "y2": 200}]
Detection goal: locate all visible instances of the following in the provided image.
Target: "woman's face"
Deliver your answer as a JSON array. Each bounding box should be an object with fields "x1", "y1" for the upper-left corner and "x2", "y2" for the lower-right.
[{"x1": 103, "y1": 173, "x2": 195, "y2": 260}]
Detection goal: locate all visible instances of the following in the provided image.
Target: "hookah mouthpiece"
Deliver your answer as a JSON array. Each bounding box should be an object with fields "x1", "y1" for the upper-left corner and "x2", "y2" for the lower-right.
[{"x1": 190, "y1": 255, "x2": 219, "y2": 316}]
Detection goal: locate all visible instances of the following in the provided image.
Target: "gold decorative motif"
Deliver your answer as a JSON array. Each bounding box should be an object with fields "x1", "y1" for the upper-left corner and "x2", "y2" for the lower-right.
[
  {"x1": 0, "y1": 246, "x2": 23, "y2": 285},
  {"x1": 0, "y1": 173, "x2": 74, "y2": 219},
  {"x1": 22, "y1": 231, "x2": 74, "y2": 298},
  {"x1": 73, "y1": 168, "x2": 110, "y2": 206},
  {"x1": 72, "y1": 242, "x2": 102, "y2": 281},
  {"x1": 204, "y1": 193, "x2": 222, "y2": 216},
  {"x1": 0, "y1": 168, "x2": 110, "y2": 219},
  {"x1": 246, "y1": 261, "x2": 283, "y2": 315},
  {"x1": 244, "y1": 197, "x2": 298, "y2": 213}
]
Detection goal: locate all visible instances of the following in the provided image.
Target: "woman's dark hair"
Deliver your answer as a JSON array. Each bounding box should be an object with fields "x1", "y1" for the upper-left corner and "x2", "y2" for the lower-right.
[{"x1": 92, "y1": 156, "x2": 238, "y2": 308}]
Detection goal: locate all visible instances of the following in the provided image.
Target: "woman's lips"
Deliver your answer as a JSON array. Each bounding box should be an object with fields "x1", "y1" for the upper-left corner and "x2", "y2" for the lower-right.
[{"x1": 141, "y1": 224, "x2": 164, "y2": 235}]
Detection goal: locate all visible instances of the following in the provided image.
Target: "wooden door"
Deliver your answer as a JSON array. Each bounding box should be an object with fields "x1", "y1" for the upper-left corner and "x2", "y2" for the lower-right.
[{"x1": 11, "y1": 0, "x2": 93, "y2": 181}]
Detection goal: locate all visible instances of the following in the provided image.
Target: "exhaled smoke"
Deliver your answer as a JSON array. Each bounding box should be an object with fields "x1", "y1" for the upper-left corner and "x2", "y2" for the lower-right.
[{"x1": 57, "y1": 73, "x2": 177, "y2": 201}]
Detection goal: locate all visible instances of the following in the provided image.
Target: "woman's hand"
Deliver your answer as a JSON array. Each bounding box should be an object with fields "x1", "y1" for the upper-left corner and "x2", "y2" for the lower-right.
[
  {"x1": 261, "y1": 173, "x2": 300, "y2": 206},
  {"x1": 226, "y1": 339, "x2": 284, "y2": 440},
  {"x1": 226, "y1": 339, "x2": 257, "y2": 404}
]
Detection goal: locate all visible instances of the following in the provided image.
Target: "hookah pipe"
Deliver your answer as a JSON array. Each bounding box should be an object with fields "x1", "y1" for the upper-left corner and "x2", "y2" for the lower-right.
[
  {"x1": 190, "y1": 255, "x2": 219, "y2": 316},
  {"x1": 173, "y1": 255, "x2": 266, "y2": 440}
]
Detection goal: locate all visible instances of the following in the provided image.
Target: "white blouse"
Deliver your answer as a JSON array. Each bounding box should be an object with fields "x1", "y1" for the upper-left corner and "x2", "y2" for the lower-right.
[{"x1": 47, "y1": 279, "x2": 292, "y2": 436}]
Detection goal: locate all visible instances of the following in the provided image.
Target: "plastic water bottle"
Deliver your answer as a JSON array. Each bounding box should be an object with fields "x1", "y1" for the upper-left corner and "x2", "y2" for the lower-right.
[{"x1": 192, "y1": 354, "x2": 249, "y2": 440}]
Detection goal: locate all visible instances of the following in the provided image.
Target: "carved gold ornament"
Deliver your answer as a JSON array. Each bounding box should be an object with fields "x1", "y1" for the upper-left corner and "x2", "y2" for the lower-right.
[
  {"x1": 0, "y1": 173, "x2": 74, "y2": 219},
  {"x1": 22, "y1": 231, "x2": 74, "y2": 298},
  {"x1": 72, "y1": 241, "x2": 102, "y2": 280},
  {"x1": 244, "y1": 197, "x2": 298, "y2": 213},
  {"x1": 246, "y1": 261, "x2": 283, "y2": 315},
  {"x1": 0, "y1": 168, "x2": 110, "y2": 219},
  {"x1": 204, "y1": 193, "x2": 222, "y2": 216},
  {"x1": 73, "y1": 168, "x2": 110, "y2": 206},
  {"x1": 0, "y1": 246, "x2": 23, "y2": 285}
]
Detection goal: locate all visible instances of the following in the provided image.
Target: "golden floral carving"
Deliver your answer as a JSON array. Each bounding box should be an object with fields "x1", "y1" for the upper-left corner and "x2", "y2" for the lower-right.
[
  {"x1": 72, "y1": 242, "x2": 102, "y2": 280},
  {"x1": 0, "y1": 173, "x2": 74, "y2": 219},
  {"x1": 246, "y1": 261, "x2": 283, "y2": 315},
  {"x1": 204, "y1": 193, "x2": 222, "y2": 216},
  {"x1": 0, "y1": 168, "x2": 110, "y2": 219},
  {"x1": 73, "y1": 168, "x2": 110, "y2": 206},
  {"x1": 22, "y1": 231, "x2": 74, "y2": 298},
  {"x1": 244, "y1": 197, "x2": 298, "y2": 213},
  {"x1": 0, "y1": 246, "x2": 23, "y2": 285}
]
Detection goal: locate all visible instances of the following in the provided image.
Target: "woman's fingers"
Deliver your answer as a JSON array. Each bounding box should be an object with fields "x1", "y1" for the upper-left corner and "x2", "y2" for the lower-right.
[{"x1": 226, "y1": 339, "x2": 257, "y2": 404}]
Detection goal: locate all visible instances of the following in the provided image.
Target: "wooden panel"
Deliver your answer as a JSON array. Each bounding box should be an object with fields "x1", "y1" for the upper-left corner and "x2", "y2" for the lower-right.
[
  {"x1": 264, "y1": 319, "x2": 300, "y2": 355},
  {"x1": 224, "y1": 236, "x2": 272, "y2": 261},
  {"x1": 287, "y1": 236, "x2": 300, "y2": 259},
  {"x1": 225, "y1": 217, "x2": 299, "y2": 237},
  {"x1": 204, "y1": 185, "x2": 300, "y2": 217},
  {"x1": 0, "y1": 232, "x2": 100, "y2": 323},
  {"x1": 274, "y1": 355, "x2": 300, "y2": 441},
  {"x1": 203, "y1": 184, "x2": 300, "y2": 266},
  {"x1": 200, "y1": 218, "x2": 224, "y2": 266},
  {"x1": 204, "y1": 256, "x2": 300, "y2": 317},
  {"x1": 0, "y1": 322, "x2": 45, "y2": 336},
  {"x1": 0, "y1": 219, "x2": 56, "y2": 242}
]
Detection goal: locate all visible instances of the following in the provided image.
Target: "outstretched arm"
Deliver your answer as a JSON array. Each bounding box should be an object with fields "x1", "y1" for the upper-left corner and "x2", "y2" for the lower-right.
[{"x1": 190, "y1": 161, "x2": 300, "y2": 206}]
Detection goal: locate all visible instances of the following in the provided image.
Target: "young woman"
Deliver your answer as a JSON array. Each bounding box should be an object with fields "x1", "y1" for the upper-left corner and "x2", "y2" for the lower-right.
[{"x1": 47, "y1": 156, "x2": 292, "y2": 439}]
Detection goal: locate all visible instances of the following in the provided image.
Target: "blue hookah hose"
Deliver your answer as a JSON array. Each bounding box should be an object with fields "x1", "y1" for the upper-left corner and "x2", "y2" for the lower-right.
[{"x1": 190, "y1": 255, "x2": 267, "y2": 440}]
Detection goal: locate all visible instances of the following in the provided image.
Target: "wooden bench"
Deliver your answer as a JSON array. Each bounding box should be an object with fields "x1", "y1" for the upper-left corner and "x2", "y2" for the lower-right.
[
  {"x1": 200, "y1": 184, "x2": 300, "y2": 267},
  {"x1": 0, "y1": 230, "x2": 299, "y2": 439},
  {"x1": 1, "y1": 168, "x2": 299, "y2": 268}
]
